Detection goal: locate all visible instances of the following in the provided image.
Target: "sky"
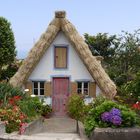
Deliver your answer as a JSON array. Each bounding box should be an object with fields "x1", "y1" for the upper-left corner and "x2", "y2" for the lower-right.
[{"x1": 1, "y1": 0, "x2": 140, "y2": 58}]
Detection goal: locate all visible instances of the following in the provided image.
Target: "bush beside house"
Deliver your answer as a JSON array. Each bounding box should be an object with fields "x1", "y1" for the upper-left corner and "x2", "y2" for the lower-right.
[{"x1": 0, "y1": 83, "x2": 52, "y2": 134}]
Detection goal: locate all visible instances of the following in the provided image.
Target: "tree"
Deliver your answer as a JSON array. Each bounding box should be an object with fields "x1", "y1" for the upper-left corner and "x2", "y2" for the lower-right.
[
  {"x1": 84, "y1": 33, "x2": 118, "y2": 64},
  {"x1": 0, "y1": 17, "x2": 16, "y2": 78},
  {"x1": 108, "y1": 30, "x2": 140, "y2": 86}
]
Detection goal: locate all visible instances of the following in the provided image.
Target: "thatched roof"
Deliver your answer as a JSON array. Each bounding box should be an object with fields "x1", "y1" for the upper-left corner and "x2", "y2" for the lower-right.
[{"x1": 9, "y1": 11, "x2": 117, "y2": 99}]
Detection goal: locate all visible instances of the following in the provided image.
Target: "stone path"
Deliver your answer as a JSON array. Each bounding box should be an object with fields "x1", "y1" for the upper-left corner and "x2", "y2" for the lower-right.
[
  {"x1": 29, "y1": 117, "x2": 82, "y2": 140},
  {"x1": 42, "y1": 117, "x2": 77, "y2": 133},
  {"x1": 1, "y1": 117, "x2": 82, "y2": 140}
]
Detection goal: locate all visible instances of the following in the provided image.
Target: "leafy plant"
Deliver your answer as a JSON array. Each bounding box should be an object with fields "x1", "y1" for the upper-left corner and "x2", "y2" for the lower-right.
[
  {"x1": 66, "y1": 93, "x2": 85, "y2": 121},
  {"x1": 0, "y1": 83, "x2": 26, "y2": 107},
  {"x1": 41, "y1": 105, "x2": 52, "y2": 117},
  {"x1": 18, "y1": 97, "x2": 44, "y2": 120},
  {"x1": 84, "y1": 100, "x2": 140, "y2": 137}
]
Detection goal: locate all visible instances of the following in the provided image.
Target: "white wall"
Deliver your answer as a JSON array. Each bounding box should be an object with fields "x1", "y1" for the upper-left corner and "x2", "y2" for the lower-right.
[
  {"x1": 96, "y1": 85, "x2": 102, "y2": 96},
  {"x1": 29, "y1": 31, "x2": 94, "y2": 82}
]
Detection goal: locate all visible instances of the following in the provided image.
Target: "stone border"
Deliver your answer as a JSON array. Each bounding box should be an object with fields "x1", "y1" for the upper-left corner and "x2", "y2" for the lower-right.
[
  {"x1": 90, "y1": 127, "x2": 140, "y2": 140},
  {"x1": 0, "y1": 121, "x2": 5, "y2": 134},
  {"x1": 0, "y1": 117, "x2": 45, "y2": 140},
  {"x1": 77, "y1": 121, "x2": 89, "y2": 140},
  {"x1": 23, "y1": 117, "x2": 45, "y2": 135}
]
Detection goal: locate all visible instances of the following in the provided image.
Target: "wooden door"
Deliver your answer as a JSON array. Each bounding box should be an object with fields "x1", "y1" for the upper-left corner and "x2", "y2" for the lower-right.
[{"x1": 52, "y1": 77, "x2": 69, "y2": 116}]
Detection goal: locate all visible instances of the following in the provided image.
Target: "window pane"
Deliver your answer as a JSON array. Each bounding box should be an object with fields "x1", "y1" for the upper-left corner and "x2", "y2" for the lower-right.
[
  {"x1": 34, "y1": 82, "x2": 38, "y2": 88},
  {"x1": 40, "y1": 82, "x2": 44, "y2": 88},
  {"x1": 84, "y1": 82, "x2": 88, "y2": 88},
  {"x1": 40, "y1": 89, "x2": 44, "y2": 95},
  {"x1": 84, "y1": 89, "x2": 88, "y2": 95},
  {"x1": 77, "y1": 82, "x2": 82, "y2": 88},
  {"x1": 77, "y1": 89, "x2": 82, "y2": 94},
  {"x1": 34, "y1": 89, "x2": 38, "y2": 95}
]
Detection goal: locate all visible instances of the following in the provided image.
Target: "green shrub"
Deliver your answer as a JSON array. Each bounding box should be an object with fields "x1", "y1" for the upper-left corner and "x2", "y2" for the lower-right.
[
  {"x1": 0, "y1": 83, "x2": 26, "y2": 106},
  {"x1": 18, "y1": 97, "x2": 44, "y2": 120},
  {"x1": 41, "y1": 104, "x2": 52, "y2": 116},
  {"x1": 84, "y1": 100, "x2": 140, "y2": 137},
  {"x1": 66, "y1": 93, "x2": 85, "y2": 121},
  {"x1": 92, "y1": 95, "x2": 107, "y2": 107}
]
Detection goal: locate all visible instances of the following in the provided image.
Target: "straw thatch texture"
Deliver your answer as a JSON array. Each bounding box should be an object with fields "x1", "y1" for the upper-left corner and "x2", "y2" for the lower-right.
[
  {"x1": 60, "y1": 18, "x2": 116, "y2": 99},
  {"x1": 9, "y1": 11, "x2": 117, "y2": 99},
  {"x1": 9, "y1": 18, "x2": 60, "y2": 87}
]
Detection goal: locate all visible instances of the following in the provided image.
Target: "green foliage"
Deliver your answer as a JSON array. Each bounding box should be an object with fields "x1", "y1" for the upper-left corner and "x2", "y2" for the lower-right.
[
  {"x1": 84, "y1": 100, "x2": 140, "y2": 137},
  {"x1": 0, "y1": 17, "x2": 16, "y2": 78},
  {"x1": 92, "y1": 95, "x2": 107, "y2": 107},
  {"x1": 41, "y1": 104, "x2": 52, "y2": 116},
  {"x1": 1, "y1": 63, "x2": 19, "y2": 80},
  {"x1": 108, "y1": 30, "x2": 140, "y2": 86},
  {"x1": 84, "y1": 33, "x2": 118, "y2": 64},
  {"x1": 85, "y1": 30, "x2": 140, "y2": 88},
  {"x1": 120, "y1": 71, "x2": 140, "y2": 101},
  {"x1": 66, "y1": 93, "x2": 85, "y2": 121},
  {"x1": 18, "y1": 97, "x2": 44, "y2": 120},
  {"x1": 0, "y1": 83, "x2": 26, "y2": 106}
]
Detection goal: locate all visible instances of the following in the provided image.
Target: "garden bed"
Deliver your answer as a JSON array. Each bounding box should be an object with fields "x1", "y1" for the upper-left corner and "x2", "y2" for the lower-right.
[{"x1": 90, "y1": 127, "x2": 140, "y2": 140}]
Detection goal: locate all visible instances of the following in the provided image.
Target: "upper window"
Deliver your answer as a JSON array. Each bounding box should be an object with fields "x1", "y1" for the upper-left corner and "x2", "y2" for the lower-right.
[
  {"x1": 77, "y1": 81, "x2": 89, "y2": 96},
  {"x1": 54, "y1": 47, "x2": 67, "y2": 68},
  {"x1": 33, "y1": 81, "x2": 45, "y2": 96}
]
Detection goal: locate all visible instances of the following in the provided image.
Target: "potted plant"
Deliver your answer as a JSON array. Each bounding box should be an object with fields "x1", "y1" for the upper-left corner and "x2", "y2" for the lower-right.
[{"x1": 41, "y1": 105, "x2": 52, "y2": 118}]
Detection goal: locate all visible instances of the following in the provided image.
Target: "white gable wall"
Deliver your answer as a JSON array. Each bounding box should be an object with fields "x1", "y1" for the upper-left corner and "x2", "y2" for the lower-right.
[{"x1": 29, "y1": 31, "x2": 94, "y2": 82}]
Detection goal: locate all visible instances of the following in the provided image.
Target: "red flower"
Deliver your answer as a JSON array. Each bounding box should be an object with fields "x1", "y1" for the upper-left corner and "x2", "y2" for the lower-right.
[
  {"x1": 132, "y1": 101, "x2": 140, "y2": 110},
  {"x1": 8, "y1": 96, "x2": 22, "y2": 105}
]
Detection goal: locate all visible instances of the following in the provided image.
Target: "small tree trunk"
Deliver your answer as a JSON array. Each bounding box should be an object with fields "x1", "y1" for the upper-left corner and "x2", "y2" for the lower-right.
[{"x1": 76, "y1": 120, "x2": 79, "y2": 133}]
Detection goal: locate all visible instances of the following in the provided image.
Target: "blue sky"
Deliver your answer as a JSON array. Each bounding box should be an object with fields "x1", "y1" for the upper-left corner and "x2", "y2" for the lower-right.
[{"x1": 1, "y1": 0, "x2": 140, "y2": 58}]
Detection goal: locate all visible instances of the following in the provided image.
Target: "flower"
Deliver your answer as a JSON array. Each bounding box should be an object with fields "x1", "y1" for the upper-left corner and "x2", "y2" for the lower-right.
[
  {"x1": 19, "y1": 122, "x2": 28, "y2": 135},
  {"x1": 101, "y1": 108, "x2": 123, "y2": 126},
  {"x1": 110, "y1": 108, "x2": 121, "y2": 116},
  {"x1": 111, "y1": 115, "x2": 122, "y2": 125},
  {"x1": 101, "y1": 112, "x2": 111, "y2": 122},
  {"x1": 132, "y1": 101, "x2": 140, "y2": 110}
]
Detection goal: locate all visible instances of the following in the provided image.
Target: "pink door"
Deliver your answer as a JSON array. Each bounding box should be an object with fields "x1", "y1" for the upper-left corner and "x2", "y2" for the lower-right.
[{"x1": 52, "y1": 77, "x2": 69, "y2": 116}]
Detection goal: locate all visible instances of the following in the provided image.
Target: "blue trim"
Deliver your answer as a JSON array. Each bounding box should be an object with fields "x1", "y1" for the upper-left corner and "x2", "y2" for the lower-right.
[
  {"x1": 53, "y1": 44, "x2": 69, "y2": 70},
  {"x1": 75, "y1": 79, "x2": 91, "y2": 82},
  {"x1": 29, "y1": 79, "x2": 46, "y2": 82},
  {"x1": 50, "y1": 75, "x2": 71, "y2": 81}
]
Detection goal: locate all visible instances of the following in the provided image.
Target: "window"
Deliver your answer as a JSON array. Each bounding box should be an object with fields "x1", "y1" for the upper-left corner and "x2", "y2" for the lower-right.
[
  {"x1": 33, "y1": 81, "x2": 45, "y2": 96},
  {"x1": 77, "y1": 82, "x2": 89, "y2": 96},
  {"x1": 54, "y1": 47, "x2": 67, "y2": 68}
]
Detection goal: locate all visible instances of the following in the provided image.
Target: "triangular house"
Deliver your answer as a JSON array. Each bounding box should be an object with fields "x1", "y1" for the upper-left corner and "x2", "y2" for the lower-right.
[{"x1": 10, "y1": 11, "x2": 116, "y2": 116}]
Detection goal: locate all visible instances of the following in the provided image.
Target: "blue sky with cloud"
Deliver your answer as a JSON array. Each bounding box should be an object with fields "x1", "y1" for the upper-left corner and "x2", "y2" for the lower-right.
[{"x1": 1, "y1": 0, "x2": 140, "y2": 58}]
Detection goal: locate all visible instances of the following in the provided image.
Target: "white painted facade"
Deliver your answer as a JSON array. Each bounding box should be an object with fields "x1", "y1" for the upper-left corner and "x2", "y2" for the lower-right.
[
  {"x1": 29, "y1": 32, "x2": 94, "y2": 82},
  {"x1": 28, "y1": 31, "x2": 102, "y2": 102}
]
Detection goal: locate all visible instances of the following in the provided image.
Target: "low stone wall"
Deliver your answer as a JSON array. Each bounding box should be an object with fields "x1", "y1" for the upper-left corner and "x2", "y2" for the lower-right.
[
  {"x1": 90, "y1": 127, "x2": 140, "y2": 140},
  {"x1": 23, "y1": 117, "x2": 45, "y2": 135},
  {"x1": 77, "y1": 121, "x2": 89, "y2": 140},
  {"x1": 0, "y1": 121, "x2": 5, "y2": 134}
]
